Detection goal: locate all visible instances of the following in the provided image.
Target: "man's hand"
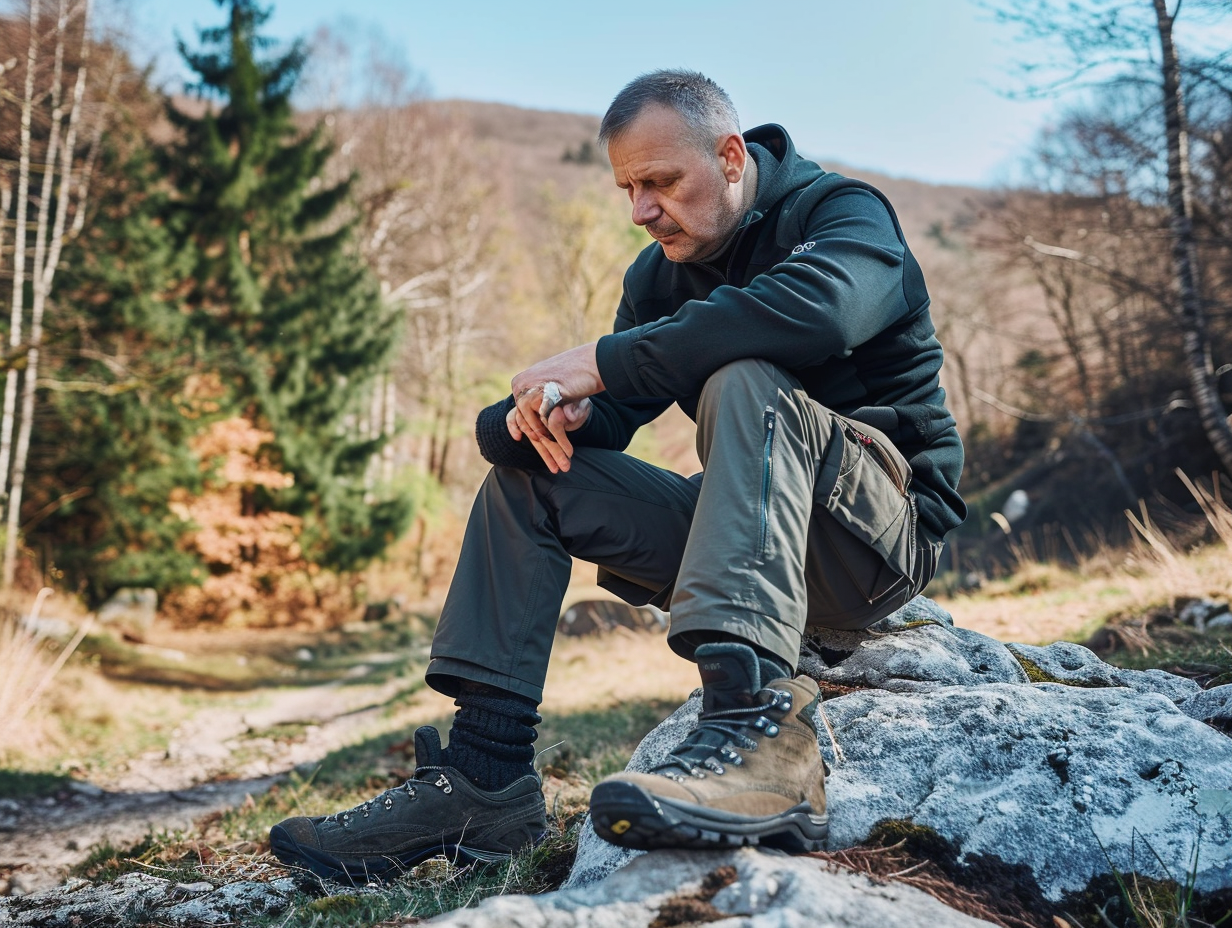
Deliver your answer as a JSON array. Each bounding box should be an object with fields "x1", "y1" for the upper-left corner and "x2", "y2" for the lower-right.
[{"x1": 508, "y1": 342, "x2": 604, "y2": 473}]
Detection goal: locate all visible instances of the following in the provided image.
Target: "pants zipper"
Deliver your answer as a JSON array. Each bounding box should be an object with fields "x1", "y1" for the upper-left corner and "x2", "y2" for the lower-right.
[
  {"x1": 759, "y1": 406, "x2": 777, "y2": 558},
  {"x1": 846, "y1": 425, "x2": 907, "y2": 497}
]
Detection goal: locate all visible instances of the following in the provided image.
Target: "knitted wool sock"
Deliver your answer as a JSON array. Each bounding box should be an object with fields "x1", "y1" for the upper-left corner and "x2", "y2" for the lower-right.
[{"x1": 443, "y1": 681, "x2": 542, "y2": 792}]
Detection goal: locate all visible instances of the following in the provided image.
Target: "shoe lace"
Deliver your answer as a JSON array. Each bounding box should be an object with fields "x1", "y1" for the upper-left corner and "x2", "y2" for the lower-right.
[
  {"x1": 651, "y1": 687, "x2": 793, "y2": 782},
  {"x1": 323, "y1": 771, "x2": 454, "y2": 827}
]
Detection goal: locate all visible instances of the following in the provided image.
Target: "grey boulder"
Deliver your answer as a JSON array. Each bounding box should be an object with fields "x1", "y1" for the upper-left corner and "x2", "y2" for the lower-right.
[
  {"x1": 570, "y1": 596, "x2": 1232, "y2": 903},
  {"x1": 429, "y1": 846, "x2": 999, "y2": 927}
]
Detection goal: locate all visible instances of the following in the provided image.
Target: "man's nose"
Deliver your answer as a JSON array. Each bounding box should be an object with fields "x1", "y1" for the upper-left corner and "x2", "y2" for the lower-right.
[{"x1": 631, "y1": 191, "x2": 662, "y2": 227}]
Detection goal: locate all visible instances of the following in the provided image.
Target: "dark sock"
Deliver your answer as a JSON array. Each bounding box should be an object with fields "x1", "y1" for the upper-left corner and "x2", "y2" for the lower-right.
[
  {"x1": 695, "y1": 640, "x2": 794, "y2": 713},
  {"x1": 685, "y1": 631, "x2": 793, "y2": 684},
  {"x1": 442, "y1": 680, "x2": 541, "y2": 791}
]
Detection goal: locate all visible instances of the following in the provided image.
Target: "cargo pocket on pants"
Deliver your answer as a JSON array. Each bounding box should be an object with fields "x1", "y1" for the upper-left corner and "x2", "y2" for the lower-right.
[{"x1": 814, "y1": 417, "x2": 915, "y2": 601}]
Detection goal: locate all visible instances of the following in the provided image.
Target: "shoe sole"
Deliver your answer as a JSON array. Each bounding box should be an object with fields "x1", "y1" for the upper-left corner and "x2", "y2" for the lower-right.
[
  {"x1": 269, "y1": 824, "x2": 516, "y2": 886},
  {"x1": 589, "y1": 780, "x2": 828, "y2": 853}
]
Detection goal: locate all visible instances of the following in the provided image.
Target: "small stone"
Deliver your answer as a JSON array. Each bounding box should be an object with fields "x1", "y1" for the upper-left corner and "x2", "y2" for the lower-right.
[
  {"x1": 7, "y1": 873, "x2": 36, "y2": 896},
  {"x1": 68, "y1": 780, "x2": 104, "y2": 798},
  {"x1": 295, "y1": 648, "x2": 314, "y2": 662}
]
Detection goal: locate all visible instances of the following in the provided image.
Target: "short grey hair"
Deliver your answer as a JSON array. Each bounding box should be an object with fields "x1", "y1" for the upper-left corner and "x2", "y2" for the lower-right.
[{"x1": 599, "y1": 69, "x2": 740, "y2": 153}]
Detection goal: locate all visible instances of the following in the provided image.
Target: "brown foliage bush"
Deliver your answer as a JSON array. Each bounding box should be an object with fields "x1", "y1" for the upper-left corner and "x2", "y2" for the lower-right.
[{"x1": 161, "y1": 416, "x2": 359, "y2": 628}]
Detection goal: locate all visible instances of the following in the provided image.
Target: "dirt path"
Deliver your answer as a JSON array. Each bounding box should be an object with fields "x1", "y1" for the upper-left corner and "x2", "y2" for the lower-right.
[{"x1": 0, "y1": 673, "x2": 422, "y2": 895}]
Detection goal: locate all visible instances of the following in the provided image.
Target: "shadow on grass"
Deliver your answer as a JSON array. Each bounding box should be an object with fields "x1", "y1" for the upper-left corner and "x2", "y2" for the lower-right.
[
  {"x1": 0, "y1": 769, "x2": 75, "y2": 798},
  {"x1": 77, "y1": 621, "x2": 432, "y2": 692}
]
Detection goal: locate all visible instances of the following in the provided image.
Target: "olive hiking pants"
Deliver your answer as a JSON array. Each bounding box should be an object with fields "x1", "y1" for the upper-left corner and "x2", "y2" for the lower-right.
[{"x1": 427, "y1": 359, "x2": 941, "y2": 702}]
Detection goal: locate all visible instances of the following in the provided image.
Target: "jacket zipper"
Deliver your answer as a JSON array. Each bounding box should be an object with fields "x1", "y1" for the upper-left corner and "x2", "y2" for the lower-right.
[{"x1": 759, "y1": 406, "x2": 777, "y2": 558}]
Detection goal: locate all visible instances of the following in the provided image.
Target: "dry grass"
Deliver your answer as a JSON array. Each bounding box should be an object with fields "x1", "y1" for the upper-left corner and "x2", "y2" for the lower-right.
[
  {"x1": 946, "y1": 470, "x2": 1232, "y2": 646},
  {"x1": 813, "y1": 841, "x2": 1046, "y2": 928},
  {"x1": 0, "y1": 589, "x2": 94, "y2": 758},
  {"x1": 942, "y1": 535, "x2": 1231, "y2": 646}
]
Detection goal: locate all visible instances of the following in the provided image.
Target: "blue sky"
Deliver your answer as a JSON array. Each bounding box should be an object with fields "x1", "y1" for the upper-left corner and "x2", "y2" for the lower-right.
[{"x1": 130, "y1": 0, "x2": 1065, "y2": 187}]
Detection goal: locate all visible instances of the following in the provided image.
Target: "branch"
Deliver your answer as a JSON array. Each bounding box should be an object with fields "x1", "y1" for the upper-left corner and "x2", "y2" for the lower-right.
[{"x1": 37, "y1": 378, "x2": 144, "y2": 394}]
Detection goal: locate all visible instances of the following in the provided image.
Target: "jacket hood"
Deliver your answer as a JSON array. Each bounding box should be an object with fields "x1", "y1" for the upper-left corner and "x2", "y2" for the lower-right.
[{"x1": 743, "y1": 124, "x2": 827, "y2": 221}]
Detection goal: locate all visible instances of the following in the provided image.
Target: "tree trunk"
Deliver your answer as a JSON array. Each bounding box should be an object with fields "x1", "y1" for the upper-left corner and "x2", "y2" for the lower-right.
[
  {"x1": 381, "y1": 374, "x2": 396, "y2": 484},
  {"x1": 0, "y1": 0, "x2": 41, "y2": 502},
  {"x1": 1152, "y1": 0, "x2": 1232, "y2": 476},
  {"x1": 4, "y1": 0, "x2": 92, "y2": 586}
]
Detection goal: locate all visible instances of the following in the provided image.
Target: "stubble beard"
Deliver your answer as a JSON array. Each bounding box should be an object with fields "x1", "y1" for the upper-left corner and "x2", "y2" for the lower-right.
[{"x1": 663, "y1": 190, "x2": 745, "y2": 264}]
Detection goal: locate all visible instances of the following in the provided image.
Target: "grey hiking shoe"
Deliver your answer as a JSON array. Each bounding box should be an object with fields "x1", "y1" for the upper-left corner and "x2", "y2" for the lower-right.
[
  {"x1": 588, "y1": 643, "x2": 829, "y2": 852},
  {"x1": 269, "y1": 726, "x2": 546, "y2": 885}
]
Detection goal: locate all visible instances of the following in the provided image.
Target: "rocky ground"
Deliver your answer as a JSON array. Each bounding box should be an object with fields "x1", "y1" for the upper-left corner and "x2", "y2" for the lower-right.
[{"x1": 2, "y1": 596, "x2": 1232, "y2": 926}]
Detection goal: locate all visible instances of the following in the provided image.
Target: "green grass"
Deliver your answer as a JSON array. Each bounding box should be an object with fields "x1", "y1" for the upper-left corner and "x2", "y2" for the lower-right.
[
  {"x1": 0, "y1": 768, "x2": 75, "y2": 798},
  {"x1": 1094, "y1": 623, "x2": 1232, "y2": 689}
]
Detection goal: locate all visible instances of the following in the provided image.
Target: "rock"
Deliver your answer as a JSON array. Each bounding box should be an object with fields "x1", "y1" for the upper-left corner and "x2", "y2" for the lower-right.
[
  {"x1": 433, "y1": 846, "x2": 998, "y2": 927},
  {"x1": 6, "y1": 873, "x2": 37, "y2": 897},
  {"x1": 804, "y1": 623, "x2": 1029, "y2": 691},
  {"x1": 558, "y1": 600, "x2": 668, "y2": 637},
  {"x1": 569, "y1": 597, "x2": 1232, "y2": 903},
  {"x1": 1005, "y1": 641, "x2": 1202, "y2": 701},
  {"x1": 1179, "y1": 598, "x2": 1230, "y2": 631},
  {"x1": 67, "y1": 780, "x2": 104, "y2": 799},
  {"x1": 570, "y1": 683, "x2": 1232, "y2": 903},
  {"x1": 0, "y1": 871, "x2": 297, "y2": 927},
  {"x1": 1178, "y1": 685, "x2": 1232, "y2": 728},
  {"x1": 95, "y1": 588, "x2": 157, "y2": 639}
]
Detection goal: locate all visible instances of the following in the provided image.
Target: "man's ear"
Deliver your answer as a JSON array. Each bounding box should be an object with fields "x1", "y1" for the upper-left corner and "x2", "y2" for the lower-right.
[{"x1": 716, "y1": 133, "x2": 747, "y2": 184}]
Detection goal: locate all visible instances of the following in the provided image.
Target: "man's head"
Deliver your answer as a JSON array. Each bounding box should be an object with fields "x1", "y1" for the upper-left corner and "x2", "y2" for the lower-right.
[{"x1": 600, "y1": 70, "x2": 752, "y2": 263}]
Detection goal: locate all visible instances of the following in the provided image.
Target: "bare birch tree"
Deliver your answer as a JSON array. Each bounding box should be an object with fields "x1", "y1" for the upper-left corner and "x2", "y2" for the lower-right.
[
  {"x1": 0, "y1": 0, "x2": 112, "y2": 585},
  {"x1": 993, "y1": 0, "x2": 1232, "y2": 475}
]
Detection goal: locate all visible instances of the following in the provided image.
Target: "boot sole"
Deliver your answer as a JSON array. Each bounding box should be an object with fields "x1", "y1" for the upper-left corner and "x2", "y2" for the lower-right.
[
  {"x1": 269, "y1": 824, "x2": 518, "y2": 886},
  {"x1": 589, "y1": 780, "x2": 829, "y2": 852}
]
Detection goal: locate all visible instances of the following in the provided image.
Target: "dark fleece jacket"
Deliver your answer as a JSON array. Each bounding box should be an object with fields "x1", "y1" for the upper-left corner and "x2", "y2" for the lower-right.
[{"x1": 476, "y1": 124, "x2": 965, "y2": 540}]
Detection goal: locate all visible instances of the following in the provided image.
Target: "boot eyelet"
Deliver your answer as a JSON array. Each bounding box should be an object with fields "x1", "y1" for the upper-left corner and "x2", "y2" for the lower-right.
[
  {"x1": 766, "y1": 724, "x2": 780, "y2": 737},
  {"x1": 384, "y1": 796, "x2": 394, "y2": 811}
]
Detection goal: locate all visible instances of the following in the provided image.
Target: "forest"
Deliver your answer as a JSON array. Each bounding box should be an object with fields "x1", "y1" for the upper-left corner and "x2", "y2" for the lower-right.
[{"x1": 0, "y1": 0, "x2": 1230, "y2": 624}]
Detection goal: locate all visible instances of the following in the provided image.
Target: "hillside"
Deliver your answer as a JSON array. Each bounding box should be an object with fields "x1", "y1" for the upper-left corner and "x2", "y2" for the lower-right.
[{"x1": 429, "y1": 99, "x2": 1022, "y2": 482}]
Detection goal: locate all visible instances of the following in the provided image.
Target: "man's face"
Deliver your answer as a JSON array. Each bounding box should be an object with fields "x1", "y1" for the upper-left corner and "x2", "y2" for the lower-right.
[{"x1": 608, "y1": 105, "x2": 745, "y2": 263}]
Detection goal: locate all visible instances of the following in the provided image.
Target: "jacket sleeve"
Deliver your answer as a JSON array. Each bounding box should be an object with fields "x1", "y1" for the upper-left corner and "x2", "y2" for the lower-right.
[
  {"x1": 595, "y1": 188, "x2": 913, "y2": 400},
  {"x1": 473, "y1": 297, "x2": 672, "y2": 469}
]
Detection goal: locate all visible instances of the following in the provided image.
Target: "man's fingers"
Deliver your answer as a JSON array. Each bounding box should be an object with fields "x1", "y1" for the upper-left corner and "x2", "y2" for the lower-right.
[
  {"x1": 524, "y1": 420, "x2": 571, "y2": 473},
  {"x1": 512, "y1": 408, "x2": 569, "y2": 473},
  {"x1": 546, "y1": 407, "x2": 574, "y2": 458},
  {"x1": 514, "y1": 389, "x2": 553, "y2": 444}
]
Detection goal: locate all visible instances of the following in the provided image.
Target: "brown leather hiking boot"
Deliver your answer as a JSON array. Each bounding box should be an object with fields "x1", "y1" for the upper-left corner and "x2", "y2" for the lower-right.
[{"x1": 588, "y1": 643, "x2": 828, "y2": 852}]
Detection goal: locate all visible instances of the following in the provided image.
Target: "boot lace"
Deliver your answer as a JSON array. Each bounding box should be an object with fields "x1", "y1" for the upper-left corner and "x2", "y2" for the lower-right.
[
  {"x1": 323, "y1": 776, "x2": 430, "y2": 828},
  {"x1": 652, "y1": 687, "x2": 793, "y2": 782}
]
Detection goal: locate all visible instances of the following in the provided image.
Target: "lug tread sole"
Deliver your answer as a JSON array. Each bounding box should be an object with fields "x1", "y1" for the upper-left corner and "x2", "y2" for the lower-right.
[
  {"x1": 589, "y1": 780, "x2": 829, "y2": 853},
  {"x1": 269, "y1": 824, "x2": 513, "y2": 885}
]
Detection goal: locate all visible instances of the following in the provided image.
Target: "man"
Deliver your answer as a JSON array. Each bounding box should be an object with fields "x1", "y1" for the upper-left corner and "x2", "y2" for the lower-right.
[{"x1": 270, "y1": 70, "x2": 964, "y2": 883}]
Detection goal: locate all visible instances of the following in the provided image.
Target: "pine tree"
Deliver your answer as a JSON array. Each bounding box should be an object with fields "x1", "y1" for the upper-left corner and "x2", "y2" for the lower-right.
[
  {"x1": 166, "y1": 0, "x2": 410, "y2": 575},
  {"x1": 29, "y1": 137, "x2": 204, "y2": 602}
]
